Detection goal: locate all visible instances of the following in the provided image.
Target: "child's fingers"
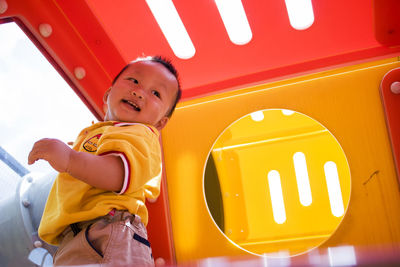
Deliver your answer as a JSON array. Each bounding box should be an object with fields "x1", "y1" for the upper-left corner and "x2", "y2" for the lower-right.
[
  {"x1": 28, "y1": 154, "x2": 36, "y2": 165},
  {"x1": 28, "y1": 157, "x2": 37, "y2": 165},
  {"x1": 28, "y1": 139, "x2": 47, "y2": 164},
  {"x1": 28, "y1": 148, "x2": 43, "y2": 164},
  {"x1": 28, "y1": 147, "x2": 41, "y2": 165}
]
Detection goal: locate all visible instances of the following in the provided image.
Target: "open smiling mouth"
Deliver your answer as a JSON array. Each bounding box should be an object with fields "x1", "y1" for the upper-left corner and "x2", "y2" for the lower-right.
[{"x1": 122, "y1": 99, "x2": 141, "y2": 111}]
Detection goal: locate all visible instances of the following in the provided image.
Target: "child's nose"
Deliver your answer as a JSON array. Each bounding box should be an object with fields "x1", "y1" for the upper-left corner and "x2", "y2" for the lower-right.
[{"x1": 131, "y1": 90, "x2": 143, "y2": 99}]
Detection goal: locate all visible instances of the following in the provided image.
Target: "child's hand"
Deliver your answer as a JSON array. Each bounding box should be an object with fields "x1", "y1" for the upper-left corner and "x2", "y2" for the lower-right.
[
  {"x1": 28, "y1": 138, "x2": 72, "y2": 173},
  {"x1": 29, "y1": 138, "x2": 124, "y2": 191}
]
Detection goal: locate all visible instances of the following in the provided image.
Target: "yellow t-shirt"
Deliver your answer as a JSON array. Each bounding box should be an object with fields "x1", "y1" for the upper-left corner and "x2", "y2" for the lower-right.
[{"x1": 38, "y1": 121, "x2": 162, "y2": 245}]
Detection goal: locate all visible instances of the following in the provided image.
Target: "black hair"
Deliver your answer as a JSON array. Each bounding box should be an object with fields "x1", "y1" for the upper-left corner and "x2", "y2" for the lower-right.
[{"x1": 111, "y1": 55, "x2": 182, "y2": 118}]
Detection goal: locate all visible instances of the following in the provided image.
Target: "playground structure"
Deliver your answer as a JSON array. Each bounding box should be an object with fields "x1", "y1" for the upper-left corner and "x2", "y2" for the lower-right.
[{"x1": 1, "y1": 0, "x2": 400, "y2": 266}]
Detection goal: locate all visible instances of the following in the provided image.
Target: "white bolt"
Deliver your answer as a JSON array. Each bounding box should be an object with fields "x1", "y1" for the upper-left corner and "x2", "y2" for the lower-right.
[
  {"x1": 27, "y1": 176, "x2": 33, "y2": 183},
  {"x1": 155, "y1": 257, "x2": 166, "y2": 266},
  {"x1": 390, "y1": 81, "x2": 400, "y2": 94},
  {"x1": 74, "y1": 67, "x2": 86, "y2": 80},
  {"x1": 34, "y1": 240, "x2": 43, "y2": 248},
  {"x1": 0, "y1": 0, "x2": 8, "y2": 14},
  {"x1": 22, "y1": 199, "x2": 30, "y2": 207},
  {"x1": 38, "y1": 23, "x2": 52, "y2": 38}
]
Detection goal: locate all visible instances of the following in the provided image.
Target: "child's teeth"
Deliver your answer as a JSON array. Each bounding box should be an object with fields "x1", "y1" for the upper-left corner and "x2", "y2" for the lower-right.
[{"x1": 127, "y1": 100, "x2": 139, "y2": 111}]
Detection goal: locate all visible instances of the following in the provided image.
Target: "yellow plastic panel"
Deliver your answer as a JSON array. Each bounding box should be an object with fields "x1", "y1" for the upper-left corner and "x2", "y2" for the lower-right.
[
  {"x1": 161, "y1": 57, "x2": 400, "y2": 262},
  {"x1": 209, "y1": 109, "x2": 351, "y2": 255}
]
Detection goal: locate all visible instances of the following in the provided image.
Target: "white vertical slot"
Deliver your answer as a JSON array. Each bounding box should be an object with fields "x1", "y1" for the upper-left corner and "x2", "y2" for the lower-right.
[
  {"x1": 215, "y1": 0, "x2": 253, "y2": 45},
  {"x1": 268, "y1": 170, "x2": 286, "y2": 224},
  {"x1": 146, "y1": 0, "x2": 195, "y2": 59},
  {"x1": 293, "y1": 152, "x2": 312, "y2": 206},
  {"x1": 324, "y1": 161, "x2": 344, "y2": 217},
  {"x1": 284, "y1": 0, "x2": 315, "y2": 30}
]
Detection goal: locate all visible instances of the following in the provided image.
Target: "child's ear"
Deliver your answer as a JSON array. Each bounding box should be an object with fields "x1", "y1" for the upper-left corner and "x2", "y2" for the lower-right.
[
  {"x1": 155, "y1": 116, "x2": 169, "y2": 131},
  {"x1": 103, "y1": 103, "x2": 108, "y2": 116},
  {"x1": 103, "y1": 87, "x2": 112, "y2": 103},
  {"x1": 103, "y1": 87, "x2": 112, "y2": 119}
]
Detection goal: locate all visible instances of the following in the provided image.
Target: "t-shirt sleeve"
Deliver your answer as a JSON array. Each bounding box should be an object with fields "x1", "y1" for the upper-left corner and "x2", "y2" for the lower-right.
[{"x1": 95, "y1": 124, "x2": 161, "y2": 198}]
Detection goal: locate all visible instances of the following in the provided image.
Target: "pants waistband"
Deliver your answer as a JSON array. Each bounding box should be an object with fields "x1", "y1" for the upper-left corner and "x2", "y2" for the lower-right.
[{"x1": 66, "y1": 209, "x2": 140, "y2": 237}]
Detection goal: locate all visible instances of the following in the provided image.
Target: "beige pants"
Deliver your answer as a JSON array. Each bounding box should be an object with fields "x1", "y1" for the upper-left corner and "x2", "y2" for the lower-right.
[{"x1": 54, "y1": 210, "x2": 154, "y2": 266}]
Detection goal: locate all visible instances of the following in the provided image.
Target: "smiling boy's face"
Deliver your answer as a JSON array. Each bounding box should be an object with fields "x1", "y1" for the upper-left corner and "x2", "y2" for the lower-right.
[{"x1": 103, "y1": 60, "x2": 179, "y2": 130}]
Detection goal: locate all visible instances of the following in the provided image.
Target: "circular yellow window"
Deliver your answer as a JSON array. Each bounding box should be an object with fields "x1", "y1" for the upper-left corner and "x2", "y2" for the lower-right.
[{"x1": 204, "y1": 109, "x2": 351, "y2": 256}]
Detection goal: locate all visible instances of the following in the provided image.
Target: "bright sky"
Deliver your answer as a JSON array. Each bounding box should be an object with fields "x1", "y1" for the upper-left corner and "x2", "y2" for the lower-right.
[{"x1": 0, "y1": 22, "x2": 96, "y2": 175}]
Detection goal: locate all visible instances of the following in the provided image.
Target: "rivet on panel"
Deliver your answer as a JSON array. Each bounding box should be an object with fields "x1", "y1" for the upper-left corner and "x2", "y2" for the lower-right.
[
  {"x1": 22, "y1": 199, "x2": 31, "y2": 207},
  {"x1": 155, "y1": 257, "x2": 166, "y2": 266},
  {"x1": 34, "y1": 240, "x2": 43, "y2": 248},
  {"x1": 390, "y1": 81, "x2": 400, "y2": 94},
  {"x1": 74, "y1": 67, "x2": 86, "y2": 80},
  {"x1": 0, "y1": 0, "x2": 7, "y2": 14},
  {"x1": 39, "y1": 23, "x2": 53, "y2": 38}
]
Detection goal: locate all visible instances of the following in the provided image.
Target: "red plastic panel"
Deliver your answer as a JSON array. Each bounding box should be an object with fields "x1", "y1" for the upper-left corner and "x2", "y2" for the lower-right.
[
  {"x1": 82, "y1": 0, "x2": 400, "y2": 99},
  {"x1": 3, "y1": 0, "x2": 400, "y2": 106},
  {"x1": 0, "y1": 0, "x2": 111, "y2": 116},
  {"x1": 146, "y1": 172, "x2": 176, "y2": 265},
  {"x1": 380, "y1": 67, "x2": 400, "y2": 180},
  {"x1": 373, "y1": 0, "x2": 400, "y2": 46}
]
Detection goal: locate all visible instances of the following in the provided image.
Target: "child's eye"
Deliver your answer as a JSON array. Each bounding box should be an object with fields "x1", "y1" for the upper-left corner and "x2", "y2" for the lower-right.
[
  {"x1": 152, "y1": 90, "x2": 161, "y2": 98},
  {"x1": 126, "y1": 77, "x2": 139, "y2": 84}
]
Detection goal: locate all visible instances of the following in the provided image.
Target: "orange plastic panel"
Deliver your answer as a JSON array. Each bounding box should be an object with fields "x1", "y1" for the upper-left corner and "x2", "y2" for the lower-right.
[{"x1": 162, "y1": 57, "x2": 400, "y2": 262}]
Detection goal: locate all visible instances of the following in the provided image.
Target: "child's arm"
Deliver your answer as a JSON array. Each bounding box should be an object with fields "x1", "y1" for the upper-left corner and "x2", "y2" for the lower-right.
[{"x1": 28, "y1": 138, "x2": 124, "y2": 191}]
